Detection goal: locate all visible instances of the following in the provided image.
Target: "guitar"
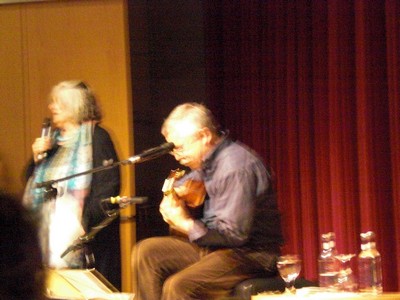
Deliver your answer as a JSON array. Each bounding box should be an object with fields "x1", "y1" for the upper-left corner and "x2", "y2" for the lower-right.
[
  {"x1": 161, "y1": 169, "x2": 205, "y2": 236},
  {"x1": 162, "y1": 169, "x2": 206, "y2": 208}
]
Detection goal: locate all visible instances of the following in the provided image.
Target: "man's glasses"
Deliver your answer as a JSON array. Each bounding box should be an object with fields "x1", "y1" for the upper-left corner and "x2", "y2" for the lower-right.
[{"x1": 170, "y1": 130, "x2": 202, "y2": 154}]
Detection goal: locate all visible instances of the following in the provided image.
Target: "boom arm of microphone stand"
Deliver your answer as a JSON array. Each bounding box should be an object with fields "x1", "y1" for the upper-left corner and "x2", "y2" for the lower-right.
[
  {"x1": 36, "y1": 159, "x2": 123, "y2": 189},
  {"x1": 36, "y1": 143, "x2": 173, "y2": 188},
  {"x1": 60, "y1": 196, "x2": 141, "y2": 259},
  {"x1": 36, "y1": 154, "x2": 158, "y2": 189},
  {"x1": 79, "y1": 209, "x2": 119, "y2": 243},
  {"x1": 61, "y1": 209, "x2": 121, "y2": 259}
]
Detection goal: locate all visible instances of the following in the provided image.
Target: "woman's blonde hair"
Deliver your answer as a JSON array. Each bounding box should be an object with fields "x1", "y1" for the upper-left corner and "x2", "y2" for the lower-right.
[{"x1": 50, "y1": 80, "x2": 102, "y2": 124}]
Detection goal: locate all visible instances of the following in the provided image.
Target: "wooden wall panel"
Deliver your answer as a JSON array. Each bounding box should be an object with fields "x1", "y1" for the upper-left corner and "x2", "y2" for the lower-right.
[
  {"x1": 0, "y1": 0, "x2": 135, "y2": 292},
  {"x1": 0, "y1": 5, "x2": 27, "y2": 193}
]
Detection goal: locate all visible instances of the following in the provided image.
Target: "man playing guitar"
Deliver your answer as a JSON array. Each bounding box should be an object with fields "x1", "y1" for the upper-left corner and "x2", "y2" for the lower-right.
[{"x1": 131, "y1": 102, "x2": 283, "y2": 300}]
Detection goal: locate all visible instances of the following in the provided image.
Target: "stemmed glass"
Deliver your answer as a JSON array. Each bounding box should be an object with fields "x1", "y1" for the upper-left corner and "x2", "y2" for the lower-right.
[
  {"x1": 277, "y1": 254, "x2": 302, "y2": 294},
  {"x1": 335, "y1": 254, "x2": 357, "y2": 292}
]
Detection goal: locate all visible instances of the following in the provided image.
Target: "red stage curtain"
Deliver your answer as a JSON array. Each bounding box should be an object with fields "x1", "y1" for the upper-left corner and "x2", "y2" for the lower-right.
[{"x1": 204, "y1": 0, "x2": 400, "y2": 291}]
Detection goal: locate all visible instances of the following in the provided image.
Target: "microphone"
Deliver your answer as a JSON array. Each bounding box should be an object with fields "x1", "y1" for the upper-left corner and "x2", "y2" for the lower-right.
[
  {"x1": 41, "y1": 117, "x2": 51, "y2": 137},
  {"x1": 101, "y1": 196, "x2": 148, "y2": 206},
  {"x1": 37, "y1": 118, "x2": 51, "y2": 161},
  {"x1": 127, "y1": 142, "x2": 174, "y2": 164}
]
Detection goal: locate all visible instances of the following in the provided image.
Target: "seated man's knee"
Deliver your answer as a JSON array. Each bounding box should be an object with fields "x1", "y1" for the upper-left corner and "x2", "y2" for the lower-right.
[
  {"x1": 163, "y1": 273, "x2": 195, "y2": 297},
  {"x1": 131, "y1": 237, "x2": 158, "y2": 267}
]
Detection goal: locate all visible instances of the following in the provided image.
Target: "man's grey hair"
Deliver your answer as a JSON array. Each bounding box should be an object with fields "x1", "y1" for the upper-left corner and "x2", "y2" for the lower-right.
[{"x1": 161, "y1": 102, "x2": 220, "y2": 137}]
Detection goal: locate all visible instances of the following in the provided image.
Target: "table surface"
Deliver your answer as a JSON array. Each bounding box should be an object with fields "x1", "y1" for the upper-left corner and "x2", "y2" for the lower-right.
[{"x1": 251, "y1": 289, "x2": 400, "y2": 300}]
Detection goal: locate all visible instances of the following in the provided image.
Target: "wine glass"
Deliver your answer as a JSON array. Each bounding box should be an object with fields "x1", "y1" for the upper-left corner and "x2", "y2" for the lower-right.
[
  {"x1": 277, "y1": 254, "x2": 302, "y2": 294},
  {"x1": 335, "y1": 254, "x2": 357, "y2": 292}
]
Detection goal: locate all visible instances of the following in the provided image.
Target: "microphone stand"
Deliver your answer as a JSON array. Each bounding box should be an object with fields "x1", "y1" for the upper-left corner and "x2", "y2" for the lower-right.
[
  {"x1": 36, "y1": 142, "x2": 173, "y2": 190},
  {"x1": 36, "y1": 156, "x2": 133, "y2": 190},
  {"x1": 34, "y1": 148, "x2": 168, "y2": 260},
  {"x1": 61, "y1": 208, "x2": 121, "y2": 259},
  {"x1": 37, "y1": 158, "x2": 125, "y2": 204},
  {"x1": 61, "y1": 198, "x2": 144, "y2": 259}
]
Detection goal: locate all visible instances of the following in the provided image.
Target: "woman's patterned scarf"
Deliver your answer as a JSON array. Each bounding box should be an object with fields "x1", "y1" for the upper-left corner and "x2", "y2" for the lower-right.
[
  {"x1": 25, "y1": 122, "x2": 94, "y2": 209},
  {"x1": 23, "y1": 121, "x2": 94, "y2": 268}
]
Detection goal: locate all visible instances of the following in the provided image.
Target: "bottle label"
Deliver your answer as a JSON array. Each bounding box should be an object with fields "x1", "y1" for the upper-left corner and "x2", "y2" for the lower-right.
[{"x1": 361, "y1": 242, "x2": 375, "y2": 251}]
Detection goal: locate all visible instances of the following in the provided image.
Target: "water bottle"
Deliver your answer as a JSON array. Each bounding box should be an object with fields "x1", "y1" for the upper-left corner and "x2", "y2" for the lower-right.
[
  {"x1": 357, "y1": 231, "x2": 383, "y2": 294},
  {"x1": 318, "y1": 232, "x2": 339, "y2": 288}
]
